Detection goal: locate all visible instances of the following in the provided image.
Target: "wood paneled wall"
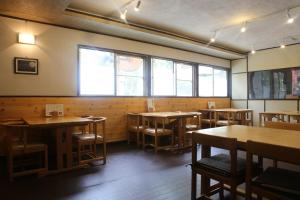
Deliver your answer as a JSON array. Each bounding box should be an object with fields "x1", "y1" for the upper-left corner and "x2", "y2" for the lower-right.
[{"x1": 0, "y1": 97, "x2": 230, "y2": 154}]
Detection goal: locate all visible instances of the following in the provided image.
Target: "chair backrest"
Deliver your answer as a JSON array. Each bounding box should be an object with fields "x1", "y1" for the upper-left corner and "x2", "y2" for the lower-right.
[
  {"x1": 0, "y1": 119, "x2": 29, "y2": 152},
  {"x1": 247, "y1": 140, "x2": 300, "y2": 166},
  {"x1": 186, "y1": 113, "x2": 202, "y2": 128},
  {"x1": 127, "y1": 113, "x2": 141, "y2": 128},
  {"x1": 192, "y1": 133, "x2": 238, "y2": 176},
  {"x1": 264, "y1": 121, "x2": 300, "y2": 131},
  {"x1": 142, "y1": 116, "x2": 169, "y2": 130}
]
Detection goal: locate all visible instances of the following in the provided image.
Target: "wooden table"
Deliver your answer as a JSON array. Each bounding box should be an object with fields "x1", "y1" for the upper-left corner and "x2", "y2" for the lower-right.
[
  {"x1": 192, "y1": 125, "x2": 300, "y2": 194},
  {"x1": 23, "y1": 116, "x2": 92, "y2": 172},
  {"x1": 139, "y1": 112, "x2": 201, "y2": 150},
  {"x1": 200, "y1": 108, "x2": 253, "y2": 126},
  {"x1": 259, "y1": 111, "x2": 300, "y2": 126}
]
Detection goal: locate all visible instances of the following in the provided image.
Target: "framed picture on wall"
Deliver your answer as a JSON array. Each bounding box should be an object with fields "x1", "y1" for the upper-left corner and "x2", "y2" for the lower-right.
[{"x1": 14, "y1": 57, "x2": 38, "y2": 75}]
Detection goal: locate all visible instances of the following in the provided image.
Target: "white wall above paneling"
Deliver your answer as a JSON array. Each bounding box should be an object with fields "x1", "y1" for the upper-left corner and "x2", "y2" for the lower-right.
[
  {"x1": 248, "y1": 44, "x2": 300, "y2": 72},
  {"x1": 232, "y1": 73, "x2": 248, "y2": 99},
  {"x1": 231, "y1": 59, "x2": 247, "y2": 73},
  {"x1": 0, "y1": 16, "x2": 230, "y2": 96},
  {"x1": 265, "y1": 100, "x2": 297, "y2": 112},
  {"x1": 231, "y1": 100, "x2": 247, "y2": 109},
  {"x1": 248, "y1": 100, "x2": 264, "y2": 126}
]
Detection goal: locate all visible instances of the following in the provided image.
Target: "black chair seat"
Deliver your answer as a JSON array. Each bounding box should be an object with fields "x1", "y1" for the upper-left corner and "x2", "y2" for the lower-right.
[
  {"x1": 253, "y1": 167, "x2": 300, "y2": 198},
  {"x1": 195, "y1": 154, "x2": 257, "y2": 177}
]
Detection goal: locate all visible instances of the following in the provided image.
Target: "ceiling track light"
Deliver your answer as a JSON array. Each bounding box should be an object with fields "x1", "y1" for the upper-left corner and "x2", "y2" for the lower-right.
[
  {"x1": 251, "y1": 50, "x2": 256, "y2": 54},
  {"x1": 287, "y1": 9, "x2": 294, "y2": 24},
  {"x1": 134, "y1": 0, "x2": 141, "y2": 12},
  {"x1": 210, "y1": 30, "x2": 217, "y2": 43},
  {"x1": 120, "y1": 9, "x2": 127, "y2": 20},
  {"x1": 240, "y1": 21, "x2": 247, "y2": 33},
  {"x1": 280, "y1": 44, "x2": 286, "y2": 48}
]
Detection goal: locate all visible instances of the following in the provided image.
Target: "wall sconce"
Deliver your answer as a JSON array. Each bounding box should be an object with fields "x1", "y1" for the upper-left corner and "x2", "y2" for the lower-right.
[{"x1": 18, "y1": 33, "x2": 36, "y2": 45}]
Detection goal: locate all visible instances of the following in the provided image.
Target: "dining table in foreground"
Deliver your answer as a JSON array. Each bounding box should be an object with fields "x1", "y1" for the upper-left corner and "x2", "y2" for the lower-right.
[
  {"x1": 23, "y1": 116, "x2": 92, "y2": 172},
  {"x1": 192, "y1": 125, "x2": 300, "y2": 194},
  {"x1": 139, "y1": 111, "x2": 202, "y2": 150}
]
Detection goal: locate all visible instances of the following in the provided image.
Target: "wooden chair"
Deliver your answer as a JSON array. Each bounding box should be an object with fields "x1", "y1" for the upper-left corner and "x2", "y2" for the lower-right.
[
  {"x1": 142, "y1": 116, "x2": 174, "y2": 153},
  {"x1": 127, "y1": 113, "x2": 143, "y2": 147},
  {"x1": 246, "y1": 140, "x2": 300, "y2": 200},
  {"x1": 73, "y1": 116, "x2": 106, "y2": 165},
  {"x1": 185, "y1": 113, "x2": 202, "y2": 131},
  {"x1": 1, "y1": 119, "x2": 48, "y2": 181},
  {"x1": 264, "y1": 121, "x2": 300, "y2": 131},
  {"x1": 215, "y1": 111, "x2": 239, "y2": 127},
  {"x1": 200, "y1": 110, "x2": 215, "y2": 128},
  {"x1": 185, "y1": 113, "x2": 202, "y2": 146},
  {"x1": 191, "y1": 133, "x2": 260, "y2": 200}
]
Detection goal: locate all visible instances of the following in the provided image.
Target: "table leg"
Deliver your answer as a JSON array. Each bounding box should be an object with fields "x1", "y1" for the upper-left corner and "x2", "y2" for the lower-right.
[
  {"x1": 259, "y1": 113, "x2": 262, "y2": 127},
  {"x1": 55, "y1": 127, "x2": 73, "y2": 170},
  {"x1": 55, "y1": 128, "x2": 63, "y2": 170},
  {"x1": 66, "y1": 127, "x2": 73, "y2": 168}
]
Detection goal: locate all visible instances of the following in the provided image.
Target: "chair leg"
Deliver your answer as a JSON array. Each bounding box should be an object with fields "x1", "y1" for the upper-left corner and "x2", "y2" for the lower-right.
[
  {"x1": 136, "y1": 131, "x2": 140, "y2": 148},
  {"x1": 219, "y1": 183, "x2": 224, "y2": 200},
  {"x1": 230, "y1": 183, "x2": 237, "y2": 200},
  {"x1": 142, "y1": 133, "x2": 146, "y2": 150},
  {"x1": 191, "y1": 170, "x2": 197, "y2": 200},
  {"x1": 78, "y1": 142, "x2": 81, "y2": 165},
  {"x1": 154, "y1": 135, "x2": 158, "y2": 153},
  {"x1": 44, "y1": 146, "x2": 48, "y2": 173},
  {"x1": 103, "y1": 141, "x2": 106, "y2": 164},
  {"x1": 8, "y1": 153, "x2": 13, "y2": 182}
]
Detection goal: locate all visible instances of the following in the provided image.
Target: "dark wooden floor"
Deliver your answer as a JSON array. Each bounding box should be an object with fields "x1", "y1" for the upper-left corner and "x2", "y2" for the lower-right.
[{"x1": 0, "y1": 142, "x2": 275, "y2": 200}]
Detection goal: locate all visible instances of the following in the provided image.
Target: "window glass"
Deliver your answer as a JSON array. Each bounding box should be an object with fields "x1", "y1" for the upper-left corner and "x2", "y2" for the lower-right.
[
  {"x1": 79, "y1": 48, "x2": 114, "y2": 95},
  {"x1": 198, "y1": 66, "x2": 213, "y2": 96},
  {"x1": 214, "y1": 69, "x2": 227, "y2": 96},
  {"x1": 176, "y1": 63, "x2": 193, "y2": 96},
  {"x1": 116, "y1": 55, "x2": 144, "y2": 96},
  {"x1": 152, "y1": 58, "x2": 175, "y2": 96}
]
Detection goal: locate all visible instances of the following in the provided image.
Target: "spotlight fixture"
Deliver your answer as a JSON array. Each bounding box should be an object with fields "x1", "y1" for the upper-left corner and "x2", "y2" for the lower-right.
[
  {"x1": 280, "y1": 44, "x2": 286, "y2": 48},
  {"x1": 251, "y1": 50, "x2": 256, "y2": 54},
  {"x1": 287, "y1": 9, "x2": 294, "y2": 24},
  {"x1": 120, "y1": 9, "x2": 127, "y2": 20},
  {"x1": 240, "y1": 21, "x2": 247, "y2": 33},
  {"x1": 134, "y1": 0, "x2": 141, "y2": 12},
  {"x1": 210, "y1": 30, "x2": 217, "y2": 43}
]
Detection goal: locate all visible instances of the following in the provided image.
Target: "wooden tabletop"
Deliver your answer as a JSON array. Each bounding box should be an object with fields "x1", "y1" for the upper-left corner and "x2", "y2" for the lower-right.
[
  {"x1": 23, "y1": 116, "x2": 92, "y2": 127},
  {"x1": 193, "y1": 125, "x2": 300, "y2": 149},
  {"x1": 139, "y1": 111, "x2": 201, "y2": 118},
  {"x1": 199, "y1": 108, "x2": 252, "y2": 113}
]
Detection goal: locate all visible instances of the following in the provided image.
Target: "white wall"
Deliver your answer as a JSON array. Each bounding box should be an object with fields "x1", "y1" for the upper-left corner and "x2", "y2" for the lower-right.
[
  {"x1": 0, "y1": 16, "x2": 230, "y2": 96},
  {"x1": 231, "y1": 45, "x2": 300, "y2": 126}
]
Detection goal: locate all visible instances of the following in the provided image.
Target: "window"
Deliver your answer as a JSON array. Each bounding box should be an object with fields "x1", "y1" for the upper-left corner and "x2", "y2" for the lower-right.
[
  {"x1": 116, "y1": 55, "x2": 144, "y2": 96},
  {"x1": 79, "y1": 47, "x2": 144, "y2": 96},
  {"x1": 79, "y1": 48, "x2": 115, "y2": 95},
  {"x1": 198, "y1": 65, "x2": 228, "y2": 97},
  {"x1": 176, "y1": 63, "x2": 193, "y2": 96},
  {"x1": 152, "y1": 58, "x2": 174, "y2": 96},
  {"x1": 152, "y1": 58, "x2": 193, "y2": 96}
]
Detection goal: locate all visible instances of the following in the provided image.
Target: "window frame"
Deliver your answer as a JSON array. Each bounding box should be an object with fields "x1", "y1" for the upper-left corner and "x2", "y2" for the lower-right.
[{"x1": 78, "y1": 45, "x2": 230, "y2": 98}]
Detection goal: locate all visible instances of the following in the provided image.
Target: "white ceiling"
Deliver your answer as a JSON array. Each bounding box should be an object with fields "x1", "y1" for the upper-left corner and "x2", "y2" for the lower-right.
[
  {"x1": 1, "y1": 0, "x2": 300, "y2": 59},
  {"x1": 69, "y1": 0, "x2": 300, "y2": 52}
]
